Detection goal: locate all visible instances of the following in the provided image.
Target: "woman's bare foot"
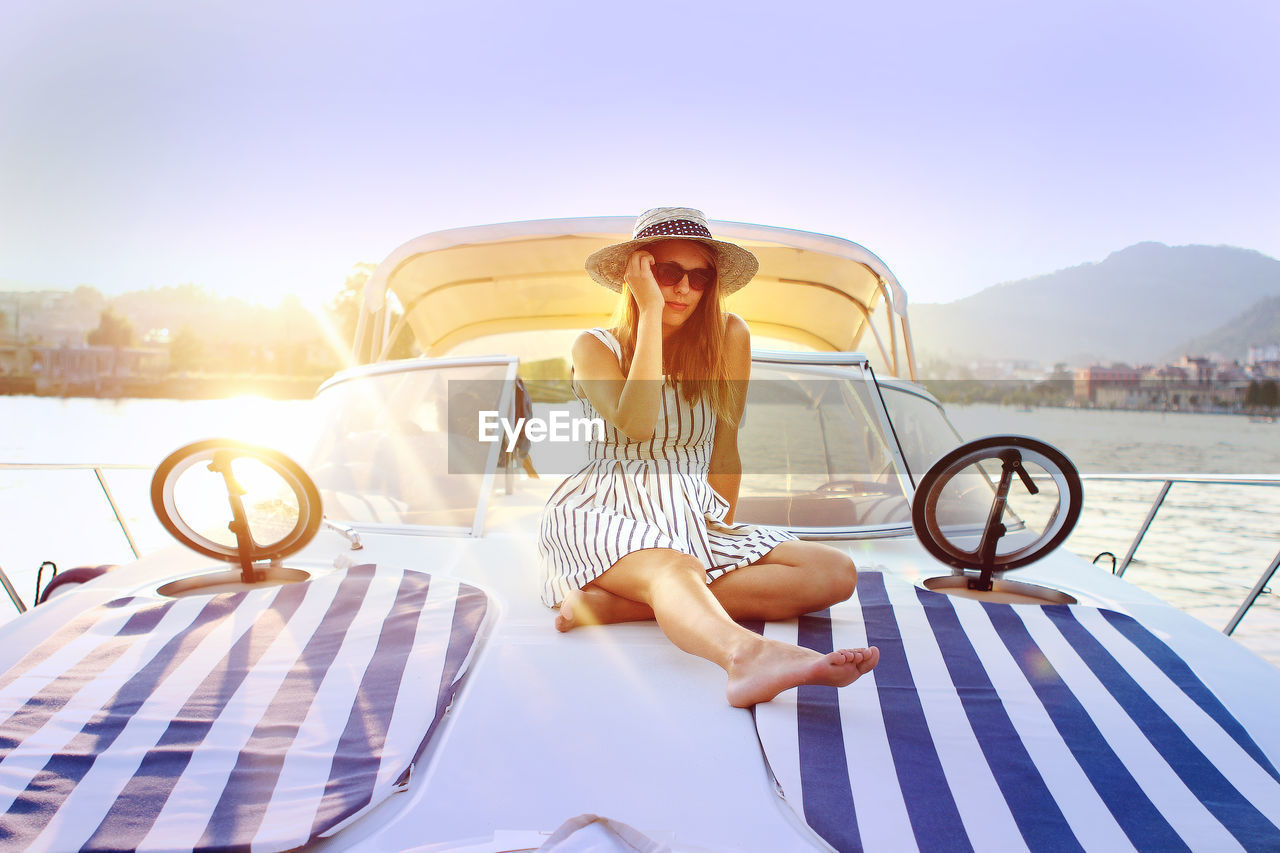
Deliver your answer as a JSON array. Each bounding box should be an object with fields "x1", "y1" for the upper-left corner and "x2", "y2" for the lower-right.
[
  {"x1": 725, "y1": 639, "x2": 879, "y2": 708},
  {"x1": 555, "y1": 587, "x2": 655, "y2": 632}
]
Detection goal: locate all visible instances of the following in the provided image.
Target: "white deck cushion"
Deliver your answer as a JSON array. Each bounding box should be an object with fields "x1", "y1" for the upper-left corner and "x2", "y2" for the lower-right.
[
  {"x1": 751, "y1": 571, "x2": 1280, "y2": 852},
  {"x1": 0, "y1": 564, "x2": 489, "y2": 852}
]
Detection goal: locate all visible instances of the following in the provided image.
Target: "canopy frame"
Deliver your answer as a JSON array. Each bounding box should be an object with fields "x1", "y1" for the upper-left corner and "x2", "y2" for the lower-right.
[{"x1": 354, "y1": 217, "x2": 917, "y2": 380}]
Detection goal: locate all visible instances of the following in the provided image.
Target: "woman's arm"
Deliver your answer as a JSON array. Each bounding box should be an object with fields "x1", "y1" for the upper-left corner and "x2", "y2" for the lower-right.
[
  {"x1": 709, "y1": 313, "x2": 751, "y2": 522},
  {"x1": 572, "y1": 250, "x2": 666, "y2": 441}
]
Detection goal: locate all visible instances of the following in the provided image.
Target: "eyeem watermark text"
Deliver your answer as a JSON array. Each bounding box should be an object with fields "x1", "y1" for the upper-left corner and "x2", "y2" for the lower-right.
[{"x1": 477, "y1": 410, "x2": 605, "y2": 451}]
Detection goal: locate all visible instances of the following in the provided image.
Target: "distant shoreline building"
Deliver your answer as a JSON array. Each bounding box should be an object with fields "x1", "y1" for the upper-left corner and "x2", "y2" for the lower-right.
[
  {"x1": 1073, "y1": 365, "x2": 1143, "y2": 407},
  {"x1": 1073, "y1": 355, "x2": 1263, "y2": 410},
  {"x1": 1248, "y1": 344, "x2": 1280, "y2": 364}
]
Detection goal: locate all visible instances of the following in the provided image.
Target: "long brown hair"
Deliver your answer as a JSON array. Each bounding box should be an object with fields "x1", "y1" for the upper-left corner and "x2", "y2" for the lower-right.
[{"x1": 610, "y1": 241, "x2": 742, "y2": 425}]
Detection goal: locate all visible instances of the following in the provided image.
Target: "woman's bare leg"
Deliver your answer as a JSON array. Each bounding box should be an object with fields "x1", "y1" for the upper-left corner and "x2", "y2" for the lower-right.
[
  {"x1": 555, "y1": 540, "x2": 856, "y2": 630},
  {"x1": 711, "y1": 540, "x2": 858, "y2": 619},
  {"x1": 585, "y1": 547, "x2": 877, "y2": 707},
  {"x1": 555, "y1": 583, "x2": 652, "y2": 631}
]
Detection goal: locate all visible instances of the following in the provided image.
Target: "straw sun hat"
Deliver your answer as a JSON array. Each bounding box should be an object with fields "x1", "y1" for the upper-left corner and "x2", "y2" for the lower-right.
[{"x1": 585, "y1": 207, "x2": 760, "y2": 294}]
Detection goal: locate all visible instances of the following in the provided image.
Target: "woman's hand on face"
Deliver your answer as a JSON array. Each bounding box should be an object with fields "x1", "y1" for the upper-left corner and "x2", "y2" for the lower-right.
[{"x1": 624, "y1": 250, "x2": 665, "y2": 313}]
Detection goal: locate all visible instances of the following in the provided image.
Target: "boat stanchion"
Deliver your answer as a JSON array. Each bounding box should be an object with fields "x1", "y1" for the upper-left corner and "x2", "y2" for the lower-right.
[
  {"x1": 0, "y1": 564, "x2": 26, "y2": 613},
  {"x1": 94, "y1": 468, "x2": 141, "y2": 559},
  {"x1": 1116, "y1": 479, "x2": 1172, "y2": 578},
  {"x1": 1224, "y1": 547, "x2": 1280, "y2": 636}
]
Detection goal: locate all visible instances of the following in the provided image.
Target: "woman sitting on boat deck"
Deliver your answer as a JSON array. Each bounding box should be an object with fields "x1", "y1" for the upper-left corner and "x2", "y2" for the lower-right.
[{"x1": 538, "y1": 207, "x2": 879, "y2": 707}]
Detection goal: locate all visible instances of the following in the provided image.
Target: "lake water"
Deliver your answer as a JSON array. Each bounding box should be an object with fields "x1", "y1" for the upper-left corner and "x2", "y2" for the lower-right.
[{"x1": 2, "y1": 396, "x2": 1278, "y2": 666}]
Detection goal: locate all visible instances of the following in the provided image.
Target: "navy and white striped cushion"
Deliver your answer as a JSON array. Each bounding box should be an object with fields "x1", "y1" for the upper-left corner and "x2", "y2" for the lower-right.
[
  {"x1": 0, "y1": 564, "x2": 488, "y2": 852},
  {"x1": 752, "y1": 572, "x2": 1280, "y2": 852}
]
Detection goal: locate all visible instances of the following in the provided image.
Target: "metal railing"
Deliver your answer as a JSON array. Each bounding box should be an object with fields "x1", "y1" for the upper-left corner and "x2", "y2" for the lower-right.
[
  {"x1": 4, "y1": 466, "x2": 1277, "y2": 638},
  {"x1": 0, "y1": 462, "x2": 150, "y2": 612},
  {"x1": 1, "y1": 462, "x2": 365, "y2": 613},
  {"x1": 1082, "y1": 474, "x2": 1280, "y2": 636}
]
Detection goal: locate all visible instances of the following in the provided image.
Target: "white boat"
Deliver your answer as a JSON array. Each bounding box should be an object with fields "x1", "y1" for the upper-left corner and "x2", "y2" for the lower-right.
[{"x1": 1, "y1": 217, "x2": 1278, "y2": 852}]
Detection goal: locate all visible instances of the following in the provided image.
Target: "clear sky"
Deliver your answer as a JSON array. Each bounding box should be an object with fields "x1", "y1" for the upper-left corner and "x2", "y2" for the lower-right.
[{"x1": 1, "y1": 0, "x2": 1276, "y2": 308}]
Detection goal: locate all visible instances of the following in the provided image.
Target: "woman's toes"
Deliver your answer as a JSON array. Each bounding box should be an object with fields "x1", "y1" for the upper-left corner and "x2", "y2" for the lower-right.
[{"x1": 554, "y1": 599, "x2": 576, "y2": 632}]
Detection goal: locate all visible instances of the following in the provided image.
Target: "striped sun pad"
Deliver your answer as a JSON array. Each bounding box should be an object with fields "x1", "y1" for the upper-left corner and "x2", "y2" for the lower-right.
[
  {"x1": 0, "y1": 564, "x2": 488, "y2": 852},
  {"x1": 751, "y1": 572, "x2": 1280, "y2": 853}
]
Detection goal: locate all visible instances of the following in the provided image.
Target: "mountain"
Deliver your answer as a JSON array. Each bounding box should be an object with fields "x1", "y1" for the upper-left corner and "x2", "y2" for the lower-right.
[
  {"x1": 909, "y1": 243, "x2": 1280, "y2": 367},
  {"x1": 1170, "y1": 294, "x2": 1280, "y2": 362}
]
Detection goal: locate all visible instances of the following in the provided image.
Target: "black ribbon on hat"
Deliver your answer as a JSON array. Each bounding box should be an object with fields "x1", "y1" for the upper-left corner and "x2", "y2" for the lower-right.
[{"x1": 634, "y1": 219, "x2": 713, "y2": 240}]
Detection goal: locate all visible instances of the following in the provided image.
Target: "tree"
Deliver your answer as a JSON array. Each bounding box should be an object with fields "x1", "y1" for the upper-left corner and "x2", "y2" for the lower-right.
[
  {"x1": 1261, "y1": 380, "x2": 1280, "y2": 410},
  {"x1": 169, "y1": 325, "x2": 205, "y2": 372},
  {"x1": 326, "y1": 265, "x2": 375, "y2": 342},
  {"x1": 1245, "y1": 380, "x2": 1279, "y2": 409},
  {"x1": 325, "y1": 263, "x2": 415, "y2": 363},
  {"x1": 87, "y1": 307, "x2": 136, "y2": 348}
]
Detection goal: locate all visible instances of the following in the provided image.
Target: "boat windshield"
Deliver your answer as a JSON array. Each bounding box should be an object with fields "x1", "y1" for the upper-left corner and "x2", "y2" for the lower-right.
[
  {"x1": 734, "y1": 364, "x2": 912, "y2": 531},
  {"x1": 877, "y1": 382, "x2": 970, "y2": 483},
  {"x1": 299, "y1": 356, "x2": 1013, "y2": 539},
  {"x1": 304, "y1": 360, "x2": 511, "y2": 533},
  {"x1": 878, "y1": 382, "x2": 1031, "y2": 535},
  {"x1": 731, "y1": 368, "x2": 1020, "y2": 534}
]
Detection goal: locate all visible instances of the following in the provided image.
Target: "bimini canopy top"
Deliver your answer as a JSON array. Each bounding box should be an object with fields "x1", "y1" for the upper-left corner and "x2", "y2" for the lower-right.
[{"x1": 355, "y1": 217, "x2": 917, "y2": 379}]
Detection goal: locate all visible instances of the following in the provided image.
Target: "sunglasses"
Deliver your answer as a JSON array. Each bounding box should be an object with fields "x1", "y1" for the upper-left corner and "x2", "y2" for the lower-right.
[{"x1": 651, "y1": 261, "x2": 716, "y2": 292}]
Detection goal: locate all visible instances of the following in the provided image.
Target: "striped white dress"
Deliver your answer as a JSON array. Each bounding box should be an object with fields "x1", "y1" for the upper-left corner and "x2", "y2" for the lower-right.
[{"x1": 539, "y1": 328, "x2": 796, "y2": 607}]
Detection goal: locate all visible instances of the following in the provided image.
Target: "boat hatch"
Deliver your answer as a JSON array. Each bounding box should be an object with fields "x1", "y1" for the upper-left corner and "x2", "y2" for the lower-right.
[
  {"x1": 149, "y1": 439, "x2": 322, "y2": 596},
  {"x1": 912, "y1": 435, "x2": 1084, "y2": 605}
]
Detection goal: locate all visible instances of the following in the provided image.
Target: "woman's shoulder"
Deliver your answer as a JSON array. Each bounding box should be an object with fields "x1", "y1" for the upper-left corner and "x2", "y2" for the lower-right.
[
  {"x1": 573, "y1": 327, "x2": 623, "y2": 361},
  {"x1": 575, "y1": 326, "x2": 619, "y2": 347},
  {"x1": 723, "y1": 313, "x2": 750, "y2": 350}
]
